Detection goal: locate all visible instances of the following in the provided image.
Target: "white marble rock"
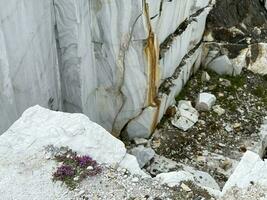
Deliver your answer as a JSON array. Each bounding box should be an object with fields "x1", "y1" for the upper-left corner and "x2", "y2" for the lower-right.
[
  {"x1": 196, "y1": 92, "x2": 217, "y2": 111},
  {"x1": 222, "y1": 151, "x2": 267, "y2": 195},
  {"x1": 171, "y1": 100, "x2": 199, "y2": 131}
]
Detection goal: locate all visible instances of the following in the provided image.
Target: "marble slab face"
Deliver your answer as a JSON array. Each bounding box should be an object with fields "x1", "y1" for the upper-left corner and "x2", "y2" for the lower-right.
[{"x1": 0, "y1": 0, "x2": 61, "y2": 133}]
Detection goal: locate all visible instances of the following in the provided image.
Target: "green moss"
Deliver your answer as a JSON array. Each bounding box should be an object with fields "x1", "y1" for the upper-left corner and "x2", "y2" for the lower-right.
[
  {"x1": 175, "y1": 84, "x2": 189, "y2": 102},
  {"x1": 223, "y1": 75, "x2": 245, "y2": 88},
  {"x1": 252, "y1": 85, "x2": 267, "y2": 98}
]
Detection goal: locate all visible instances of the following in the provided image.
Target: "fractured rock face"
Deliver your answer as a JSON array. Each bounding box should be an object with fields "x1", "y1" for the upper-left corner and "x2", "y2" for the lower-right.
[
  {"x1": 171, "y1": 100, "x2": 199, "y2": 131},
  {"x1": 203, "y1": 0, "x2": 267, "y2": 76},
  {"x1": 0, "y1": 0, "x2": 62, "y2": 134}
]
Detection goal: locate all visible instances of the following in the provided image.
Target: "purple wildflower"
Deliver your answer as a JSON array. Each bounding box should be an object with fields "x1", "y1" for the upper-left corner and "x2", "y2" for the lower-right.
[
  {"x1": 75, "y1": 155, "x2": 93, "y2": 168},
  {"x1": 53, "y1": 165, "x2": 75, "y2": 180}
]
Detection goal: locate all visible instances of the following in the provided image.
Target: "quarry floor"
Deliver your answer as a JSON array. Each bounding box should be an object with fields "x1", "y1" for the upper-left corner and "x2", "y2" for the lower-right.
[{"x1": 151, "y1": 68, "x2": 267, "y2": 188}]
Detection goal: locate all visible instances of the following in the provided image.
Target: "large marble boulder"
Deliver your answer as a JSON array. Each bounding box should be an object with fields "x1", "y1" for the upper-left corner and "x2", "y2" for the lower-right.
[{"x1": 0, "y1": 106, "x2": 147, "y2": 199}]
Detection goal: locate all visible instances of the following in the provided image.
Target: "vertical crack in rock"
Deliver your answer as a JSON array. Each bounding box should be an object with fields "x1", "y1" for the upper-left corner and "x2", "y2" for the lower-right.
[
  {"x1": 0, "y1": 0, "x2": 212, "y2": 137},
  {"x1": 120, "y1": 1, "x2": 161, "y2": 138},
  {"x1": 111, "y1": 10, "x2": 143, "y2": 137}
]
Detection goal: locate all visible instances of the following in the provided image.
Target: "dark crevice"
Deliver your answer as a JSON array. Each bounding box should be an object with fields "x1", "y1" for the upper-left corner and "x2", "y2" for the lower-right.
[
  {"x1": 159, "y1": 6, "x2": 210, "y2": 59},
  {"x1": 158, "y1": 41, "x2": 202, "y2": 95}
]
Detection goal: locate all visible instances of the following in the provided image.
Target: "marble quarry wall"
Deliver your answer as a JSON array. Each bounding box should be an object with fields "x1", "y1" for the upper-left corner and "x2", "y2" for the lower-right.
[{"x1": 0, "y1": 0, "x2": 214, "y2": 136}]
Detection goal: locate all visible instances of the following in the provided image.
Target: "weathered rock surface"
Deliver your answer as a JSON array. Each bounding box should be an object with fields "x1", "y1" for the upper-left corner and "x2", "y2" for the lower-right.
[
  {"x1": 0, "y1": 106, "x2": 126, "y2": 164},
  {"x1": 0, "y1": 0, "x2": 62, "y2": 134},
  {"x1": 0, "y1": 0, "x2": 213, "y2": 138}
]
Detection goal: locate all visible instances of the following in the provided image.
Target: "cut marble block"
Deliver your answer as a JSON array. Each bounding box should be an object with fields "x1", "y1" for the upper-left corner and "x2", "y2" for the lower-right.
[{"x1": 0, "y1": 0, "x2": 61, "y2": 133}]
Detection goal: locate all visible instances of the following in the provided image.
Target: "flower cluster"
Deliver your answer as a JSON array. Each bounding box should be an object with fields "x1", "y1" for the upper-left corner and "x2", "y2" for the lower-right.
[
  {"x1": 52, "y1": 147, "x2": 102, "y2": 189},
  {"x1": 53, "y1": 165, "x2": 75, "y2": 181},
  {"x1": 75, "y1": 155, "x2": 94, "y2": 167}
]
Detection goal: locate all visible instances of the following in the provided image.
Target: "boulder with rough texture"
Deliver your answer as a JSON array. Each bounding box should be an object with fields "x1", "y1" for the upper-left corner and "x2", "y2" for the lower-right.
[
  {"x1": 196, "y1": 93, "x2": 216, "y2": 111},
  {"x1": 0, "y1": 105, "x2": 126, "y2": 164},
  {"x1": 171, "y1": 100, "x2": 199, "y2": 131}
]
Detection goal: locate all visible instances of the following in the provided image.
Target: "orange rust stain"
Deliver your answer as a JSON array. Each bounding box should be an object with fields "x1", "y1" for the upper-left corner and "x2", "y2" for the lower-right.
[
  {"x1": 144, "y1": 3, "x2": 160, "y2": 107},
  {"x1": 144, "y1": 2, "x2": 161, "y2": 133}
]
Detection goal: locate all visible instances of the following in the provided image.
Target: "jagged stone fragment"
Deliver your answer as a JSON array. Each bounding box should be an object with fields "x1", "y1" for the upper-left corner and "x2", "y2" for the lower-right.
[{"x1": 171, "y1": 101, "x2": 199, "y2": 131}]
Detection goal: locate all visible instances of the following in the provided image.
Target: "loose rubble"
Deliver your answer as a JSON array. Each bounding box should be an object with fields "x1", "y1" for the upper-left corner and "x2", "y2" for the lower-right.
[
  {"x1": 153, "y1": 68, "x2": 267, "y2": 188},
  {"x1": 212, "y1": 105, "x2": 226, "y2": 116}
]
